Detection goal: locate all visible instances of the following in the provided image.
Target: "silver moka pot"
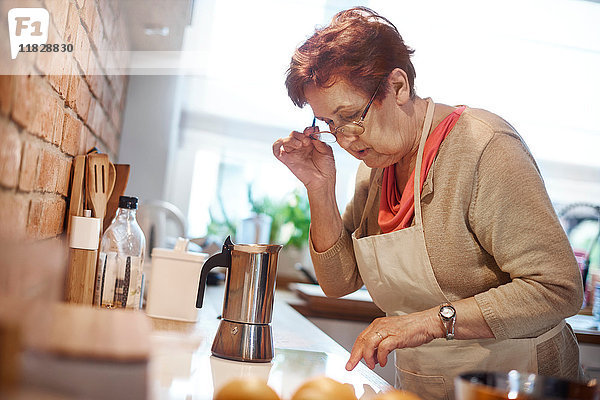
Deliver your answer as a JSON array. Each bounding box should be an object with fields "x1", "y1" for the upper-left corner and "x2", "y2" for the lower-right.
[{"x1": 196, "y1": 236, "x2": 282, "y2": 362}]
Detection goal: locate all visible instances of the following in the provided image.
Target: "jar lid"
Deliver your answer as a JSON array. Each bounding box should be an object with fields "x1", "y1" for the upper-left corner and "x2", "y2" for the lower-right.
[{"x1": 119, "y1": 196, "x2": 138, "y2": 209}]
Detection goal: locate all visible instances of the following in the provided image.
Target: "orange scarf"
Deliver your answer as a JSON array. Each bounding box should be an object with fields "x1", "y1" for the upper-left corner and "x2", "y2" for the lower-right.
[{"x1": 378, "y1": 106, "x2": 466, "y2": 233}]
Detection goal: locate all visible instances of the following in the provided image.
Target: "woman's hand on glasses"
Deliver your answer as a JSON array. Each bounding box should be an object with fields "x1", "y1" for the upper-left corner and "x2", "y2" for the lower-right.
[{"x1": 272, "y1": 125, "x2": 336, "y2": 193}]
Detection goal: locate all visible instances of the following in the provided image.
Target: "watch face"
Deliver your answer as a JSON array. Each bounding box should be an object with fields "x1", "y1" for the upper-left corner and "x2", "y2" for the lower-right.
[{"x1": 440, "y1": 306, "x2": 455, "y2": 319}]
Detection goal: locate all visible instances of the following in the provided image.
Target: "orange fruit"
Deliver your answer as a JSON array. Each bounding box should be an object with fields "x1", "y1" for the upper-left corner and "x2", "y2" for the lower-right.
[
  {"x1": 291, "y1": 376, "x2": 357, "y2": 400},
  {"x1": 214, "y1": 377, "x2": 280, "y2": 400}
]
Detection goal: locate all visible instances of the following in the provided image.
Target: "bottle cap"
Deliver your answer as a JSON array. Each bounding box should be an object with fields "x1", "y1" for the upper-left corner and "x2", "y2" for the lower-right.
[{"x1": 119, "y1": 196, "x2": 139, "y2": 209}]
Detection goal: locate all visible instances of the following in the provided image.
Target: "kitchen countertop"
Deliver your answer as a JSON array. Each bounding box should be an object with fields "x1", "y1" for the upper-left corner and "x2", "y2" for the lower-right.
[{"x1": 148, "y1": 285, "x2": 392, "y2": 400}]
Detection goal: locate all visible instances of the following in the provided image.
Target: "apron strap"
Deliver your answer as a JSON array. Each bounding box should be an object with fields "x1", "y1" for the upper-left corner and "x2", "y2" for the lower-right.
[
  {"x1": 356, "y1": 99, "x2": 435, "y2": 236},
  {"x1": 358, "y1": 168, "x2": 384, "y2": 236},
  {"x1": 413, "y1": 99, "x2": 435, "y2": 223}
]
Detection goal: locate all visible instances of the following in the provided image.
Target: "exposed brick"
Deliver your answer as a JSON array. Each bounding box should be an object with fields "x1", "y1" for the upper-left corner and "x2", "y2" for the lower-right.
[
  {"x1": 35, "y1": 24, "x2": 58, "y2": 76},
  {"x1": 110, "y1": 95, "x2": 122, "y2": 130},
  {"x1": 90, "y1": 4, "x2": 104, "y2": 51},
  {"x1": 84, "y1": 126, "x2": 97, "y2": 153},
  {"x1": 97, "y1": 0, "x2": 114, "y2": 43},
  {"x1": 52, "y1": 98, "x2": 64, "y2": 146},
  {"x1": 91, "y1": 101, "x2": 106, "y2": 137},
  {"x1": 36, "y1": 24, "x2": 66, "y2": 77},
  {"x1": 0, "y1": 20, "x2": 8, "y2": 63},
  {"x1": 66, "y1": 75, "x2": 91, "y2": 121},
  {"x1": 19, "y1": 140, "x2": 40, "y2": 191},
  {"x1": 35, "y1": 195, "x2": 67, "y2": 238},
  {"x1": 0, "y1": 121, "x2": 22, "y2": 188},
  {"x1": 1, "y1": 0, "x2": 128, "y2": 243},
  {"x1": 103, "y1": 123, "x2": 119, "y2": 156},
  {"x1": 80, "y1": 0, "x2": 95, "y2": 33},
  {"x1": 0, "y1": 191, "x2": 29, "y2": 240},
  {"x1": 0, "y1": 75, "x2": 13, "y2": 116},
  {"x1": 85, "y1": 55, "x2": 103, "y2": 100},
  {"x1": 64, "y1": 2, "x2": 79, "y2": 46},
  {"x1": 47, "y1": 57, "x2": 73, "y2": 99},
  {"x1": 11, "y1": 75, "x2": 36, "y2": 130},
  {"x1": 73, "y1": 23, "x2": 91, "y2": 74},
  {"x1": 98, "y1": 36, "x2": 109, "y2": 69},
  {"x1": 56, "y1": 157, "x2": 71, "y2": 197},
  {"x1": 61, "y1": 112, "x2": 83, "y2": 156},
  {"x1": 27, "y1": 197, "x2": 44, "y2": 238},
  {"x1": 47, "y1": 196, "x2": 67, "y2": 236},
  {"x1": 1, "y1": 0, "x2": 43, "y2": 12},
  {"x1": 45, "y1": 0, "x2": 69, "y2": 37},
  {"x1": 120, "y1": 75, "x2": 129, "y2": 105},
  {"x1": 30, "y1": 81, "x2": 56, "y2": 143},
  {"x1": 36, "y1": 148, "x2": 59, "y2": 192},
  {"x1": 101, "y1": 78, "x2": 114, "y2": 117},
  {"x1": 86, "y1": 96, "x2": 96, "y2": 127},
  {"x1": 8, "y1": 48, "x2": 37, "y2": 76}
]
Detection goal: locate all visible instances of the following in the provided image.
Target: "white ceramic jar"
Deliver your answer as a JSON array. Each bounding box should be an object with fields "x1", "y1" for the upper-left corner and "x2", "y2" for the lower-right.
[{"x1": 145, "y1": 238, "x2": 208, "y2": 322}]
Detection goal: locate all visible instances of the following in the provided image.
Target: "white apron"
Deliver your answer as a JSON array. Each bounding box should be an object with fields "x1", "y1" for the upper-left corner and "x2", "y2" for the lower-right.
[{"x1": 351, "y1": 99, "x2": 566, "y2": 400}]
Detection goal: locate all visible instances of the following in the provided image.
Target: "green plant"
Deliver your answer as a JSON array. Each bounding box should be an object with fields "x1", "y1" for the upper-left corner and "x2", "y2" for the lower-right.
[
  {"x1": 248, "y1": 186, "x2": 311, "y2": 249},
  {"x1": 206, "y1": 186, "x2": 311, "y2": 249},
  {"x1": 206, "y1": 191, "x2": 237, "y2": 238}
]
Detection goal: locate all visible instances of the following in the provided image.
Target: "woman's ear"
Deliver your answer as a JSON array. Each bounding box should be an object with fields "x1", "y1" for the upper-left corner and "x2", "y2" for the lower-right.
[{"x1": 388, "y1": 68, "x2": 410, "y2": 106}]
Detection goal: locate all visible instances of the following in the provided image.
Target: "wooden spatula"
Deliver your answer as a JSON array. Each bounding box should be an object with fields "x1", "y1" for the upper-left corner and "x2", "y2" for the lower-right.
[
  {"x1": 86, "y1": 153, "x2": 115, "y2": 223},
  {"x1": 103, "y1": 164, "x2": 130, "y2": 232}
]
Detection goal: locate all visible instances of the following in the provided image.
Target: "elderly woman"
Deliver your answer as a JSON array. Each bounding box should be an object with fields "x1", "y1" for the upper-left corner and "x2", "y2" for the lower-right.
[{"x1": 272, "y1": 7, "x2": 584, "y2": 399}]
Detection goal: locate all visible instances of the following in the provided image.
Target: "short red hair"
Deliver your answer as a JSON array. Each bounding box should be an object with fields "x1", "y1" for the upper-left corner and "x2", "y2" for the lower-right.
[{"x1": 285, "y1": 7, "x2": 416, "y2": 108}]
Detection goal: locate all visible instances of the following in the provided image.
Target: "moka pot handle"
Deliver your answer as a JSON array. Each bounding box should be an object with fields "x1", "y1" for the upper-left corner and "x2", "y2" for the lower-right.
[{"x1": 196, "y1": 236, "x2": 233, "y2": 308}]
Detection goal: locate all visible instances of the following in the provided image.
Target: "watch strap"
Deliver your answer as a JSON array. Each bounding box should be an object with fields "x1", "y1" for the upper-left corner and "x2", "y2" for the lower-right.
[{"x1": 439, "y1": 303, "x2": 456, "y2": 340}]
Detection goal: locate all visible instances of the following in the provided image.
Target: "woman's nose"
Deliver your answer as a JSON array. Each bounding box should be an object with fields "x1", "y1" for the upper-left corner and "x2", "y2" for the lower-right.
[{"x1": 336, "y1": 133, "x2": 360, "y2": 148}]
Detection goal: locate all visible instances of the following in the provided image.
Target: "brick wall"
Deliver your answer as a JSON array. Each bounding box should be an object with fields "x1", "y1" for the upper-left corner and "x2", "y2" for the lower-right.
[{"x1": 0, "y1": 0, "x2": 130, "y2": 241}]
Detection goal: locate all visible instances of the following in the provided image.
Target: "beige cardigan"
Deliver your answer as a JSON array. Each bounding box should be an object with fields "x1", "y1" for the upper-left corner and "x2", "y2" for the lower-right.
[{"x1": 309, "y1": 106, "x2": 583, "y2": 378}]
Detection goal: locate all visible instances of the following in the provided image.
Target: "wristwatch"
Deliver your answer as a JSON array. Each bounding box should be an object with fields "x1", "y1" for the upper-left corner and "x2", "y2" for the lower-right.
[{"x1": 438, "y1": 303, "x2": 456, "y2": 340}]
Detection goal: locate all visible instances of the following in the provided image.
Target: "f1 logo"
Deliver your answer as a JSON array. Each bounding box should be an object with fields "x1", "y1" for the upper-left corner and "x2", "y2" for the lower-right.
[{"x1": 7, "y1": 8, "x2": 49, "y2": 59}]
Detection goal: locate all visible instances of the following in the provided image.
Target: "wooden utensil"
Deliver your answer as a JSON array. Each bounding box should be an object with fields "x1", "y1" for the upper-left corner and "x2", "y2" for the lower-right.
[
  {"x1": 66, "y1": 155, "x2": 87, "y2": 235},
  {"x1": 103, "y1": 164, "x2": 131, "y2": 232},
  {"x1": 65, "y1": 246, "x2": 98, "y2": 305},
  {"x1": 65, "y1": 155, "x2": 99, "y2": 305},
  {"x1": 86, "y1": 153, "x2": 115, "y2": 224},
  {"x1": 65, "y1": 153, "x2": 114, "y2": 305}
]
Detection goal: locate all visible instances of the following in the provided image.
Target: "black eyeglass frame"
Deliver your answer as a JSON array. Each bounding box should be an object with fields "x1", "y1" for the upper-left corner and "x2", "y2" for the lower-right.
[{"x1": 310, "y1": 80, "x2": 383, "y2": 143}]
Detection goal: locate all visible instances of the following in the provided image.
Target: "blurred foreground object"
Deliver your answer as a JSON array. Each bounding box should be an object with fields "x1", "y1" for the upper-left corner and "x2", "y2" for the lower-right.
[
  {"x1": 559, "y1": 203, "x2": 600, "y2": 309},
  {"x1": 0, "y1": 239, "x2": 65, "y2": 395},
  {"x1": 455, "y1": 370, "x2": 599, "y2": 400},
  {"x1": 0, "y1": 239, "x2": 149, "y2": 399},
  {"x1": 214, "y1": 377, "x2": 280, "y2": 400},
  {"x1": 291, "y1": 376, "x2": 357, "y2": 400},
  {"x1": 21, "y1": 303, "x2": 150, "y2": 400}
]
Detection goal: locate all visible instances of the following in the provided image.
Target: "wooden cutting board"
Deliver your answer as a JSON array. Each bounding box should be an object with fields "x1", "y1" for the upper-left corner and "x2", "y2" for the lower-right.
[
  {"x1": 291, "y1": 283, "x2": 385, "y2": 322},
  {"x1": 25, "y1": 302, "x2": 151, "y2": 361}
]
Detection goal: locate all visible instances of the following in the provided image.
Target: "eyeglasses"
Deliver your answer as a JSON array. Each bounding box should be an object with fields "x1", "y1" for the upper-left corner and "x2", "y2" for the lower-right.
[{"x1": 310, "y1": 81, "x2": 382, "y2": 143}]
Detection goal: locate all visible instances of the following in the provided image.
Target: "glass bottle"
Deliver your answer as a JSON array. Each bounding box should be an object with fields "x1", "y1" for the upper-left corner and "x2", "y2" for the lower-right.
[{"x1": 94, "y1": 196, "x2": 146, "y2": 309}]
